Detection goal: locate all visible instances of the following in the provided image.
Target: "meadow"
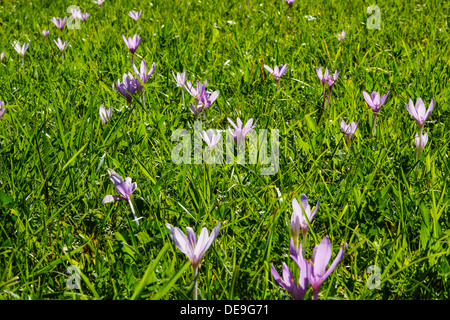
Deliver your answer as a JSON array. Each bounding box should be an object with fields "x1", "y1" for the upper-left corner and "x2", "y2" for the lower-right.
[{"x1": 0, "y1": 0, "x2": 448, "y2": 301}]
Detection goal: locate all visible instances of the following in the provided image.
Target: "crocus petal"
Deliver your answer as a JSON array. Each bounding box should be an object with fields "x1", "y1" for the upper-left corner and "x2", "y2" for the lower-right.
[{"x1": 312, "y1": 236, "x2": 333, "y2": 276}]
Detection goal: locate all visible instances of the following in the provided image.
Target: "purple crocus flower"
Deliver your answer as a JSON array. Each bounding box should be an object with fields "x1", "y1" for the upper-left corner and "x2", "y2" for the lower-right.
[
  {"x1": 123, "y1": 34, "x2": 141, "y2": 55},
  {"x1": 51, "y1": 17, "x2": 68, "y2": 31},
  {"x1": 102, "y1": 169, "x2": 140, "y2": 226},
  {"x1": 71, "y1": 8, "x2": 82, "y2": 21},
  {"x1": 264, "y1": 64, "x2": 289, "y2": 91},
  {"x1": 336, "y1": 30, "x2": 346, "y2": 41},
  {"x1": 340, "y1": 119, "x2": 360, "y2": 146},
  {"x1": 99, "y1": 105, "x2": 113, "y2": 125},
  {"x1": 12, "y1": 40, "x2": 30, "y2": 58},
  {"x1": 0, "y1": 101, "x2": 6, "y2": 120},
  {"x1": 54, "y1": 38, "x2": 70, "y2": 52},
  {"x1": 173, "y1": 69, "x2": 187, "y2": 89},
  {"x1": 326, "y1": 69, "x2": 340, "y2": 89},
  {"x1": 166, "y1": 222, "x2": 221, "y2": 269},
  {"x1": 186, "y1": 79, "x2": 208, "y2": 99},
  {"x1": 363, "y1": 91, "x2": 390, "y2": 135},
  {"x1": 406, "y1": 98, "x2": 435, "y2": 130},
  {"x1": 113, "y1": 73, "x2": 143, "y2": 103},
  {"x1": 363, "y1": 91, "x2": 390, "y2": 115},
  {"x1": 271, "y1": 238, "x2": 309, "y2": 300},
  {"x1": 197, "y1": 88, "x2": 219, "y2": 111},
  {"x1": 285, "y1": 0, "x2": 295, "y2": 8},
  {"x1": 93, "y1": 0, "x2": 105, "y2": 7},
  {"x1": 291, "y1": 195, "x2": 320, "y2": 247},
  {"x1": 1, "y1": 52, "x2": 5, "y2": 62},
  {"x1": 308, "y1": 236, "x2": 347, "y2": 300},
  {"x1": 133, "y1": 59, "x2": 155, "y2": 84},
  {"x1": 201, "y1": 129, "x2": 222, "y2": 150},
  {"x1": 81, "y1": 13, "x2": 91, "y2": 22},
  {"x1": 166, "y1": 222, "x2": 221, "y2": 300},
  {"x1": 129, "y1": 9, "x2": 143, "y2": 21},
  {"x1": 227, "y1": 117, "x2": 258, "y2": 147},
  {"x1": 42, "y1": 30, "x2": 49, "y2": 37}
]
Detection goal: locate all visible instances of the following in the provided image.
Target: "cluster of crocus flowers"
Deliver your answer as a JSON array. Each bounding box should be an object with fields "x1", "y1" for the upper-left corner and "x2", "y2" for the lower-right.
[
  {"x1": 113, "y1": 72, "x2": 143, "y2": 104},
  {"x1": 99, "y1": 105, "x2": 113, "y2": 125},
  {"x1": 51, "y1": 17, "x2": 68, "y2": 31},
  {"x1": 272, "y1": 236, "x2": 347, "y2": 300},
  {"x1": 0, "y1": 101, "x2": 6, "y2": 120},
  {"x1": 129, "y1": 10, "x2": 143, "y2": 21},
  {"x1": 362, "y1": 91, "x2": 390, "y2": 135},
  {"x1": 340, "y1": 119, "x2": 360, "y2": 147},
  {"x1": 102, "y1": 169, "x2": 140, "y2": 226},
  {"x1": 290, "y1": 194, "x2": 319, "y2": 248},
  {"x1": 316, "y1": 67, "x2": 341, "y2": 112},
  {"x1": 264, "y1": 64, "x2": 289, "y2": 91},
  {"x1": 406, "y1": 97, "x2": 434, "y2": 164},
  {"x1": 166, "y1": 222, "x2": 221, "y2": 300}
]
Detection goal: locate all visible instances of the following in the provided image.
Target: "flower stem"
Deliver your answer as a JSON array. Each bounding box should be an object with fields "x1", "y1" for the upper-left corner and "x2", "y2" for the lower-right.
[
  {"x1": 193, "y1": 265, "x2": 198, "y2": 300},
  {"x1": 276, "y1": 80, "x2": 279, "y2": 92},
  {"x1": 326, "y1": 87, "x2": 332, "y2": 113},
  {"x1": 128, "y1": 198, "x2": 140, "y2": 227},
  {"x1": 373, "y1": 114, "x2": 377, "y2": 136}
]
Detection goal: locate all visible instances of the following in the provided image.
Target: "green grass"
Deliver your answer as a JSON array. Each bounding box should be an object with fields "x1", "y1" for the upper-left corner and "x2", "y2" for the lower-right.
[{"x1": 0, "y1": 0, "x2": 448, "y2": 300}]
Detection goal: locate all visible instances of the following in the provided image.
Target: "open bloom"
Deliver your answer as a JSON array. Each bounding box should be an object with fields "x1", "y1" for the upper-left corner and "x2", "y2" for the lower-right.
[
  {"x1": 326, "y1": 69, "x2": 341, "y2": 89},
  {"x1": 71, "y1": 8, "x2": 82, "y2": 21},
  {"x1": 129, "y1": 9, "x2": 143, "y2": 21},
  {"x1": 133, "y1": 59, "x2": 155, "y2": 83},
  {"x1": 186, "y1": 79, "x2": 208, "y2": 99},
  {"x1": 54, "y1": 38, "x2": 70, "y2": 52},
  {"x1": 42, "y1": 30, "x2": 49, "y2": 37},
  {"x1": 12, "y1": 41, "x2": 30, "y2": 58},
  {"x1": 264, "y1": 64, "x2": 289, "y2": 82},
  {"x1": 291, "y1": 194, "x2": 320, "y2": 240},
  {"x1": 113, "y1": 73, "x2": 143, "y2": 103},
  {"x1": 285, "y1": 0, "x2": 295, "y2": 7},
  {"x1": 1, "y1": 52, "x2": 4, "y2": 62},
  {"x1": 0, "y1": 101, "x2": 6, "y2": 120},
  {"x1": 363, "y1": 91, "x2": 390, "y2": 115},
  {"x1": 271, "y1": 238, "x2": 309, "y2": 300},
  {"x1": 414, "y1": 132, "x2": 428, "y2": 152},
  {"x1": 227, "y1": 117, "x2": 258, "y2": 147},
  {"x1": 51, "y1": 17, "x2": 68, "y2": 31},
  {"x1": 123, "y1": 34, "x2": 141, "y2": 55},
  {"x1": 102, "y1": 169, "x2": 140, "y2": 226},
  {"x1": 93, "y1": 0, "x2": 105, "y2": 7},
  {"x1": 81, "y1": 13, "x2": 91, "y2": 21},
  {"x1": 336, "y1": 30, "x2": 346, "y2": 41},
  {"x1": 340, "y1": 119, "x2": 359, "y2": 145},
  {"x1": 308, "y1": 236, "x2": 347, "y2": 300},
  {"x1": 197, "y1": 88, "x2": 219, "y2": 110},
  {"x1": 316, "y1": 66, "x2": 329, "y2": 87},
  {"x1": 202, "y1": 129, "x2": 222, "y2": 150},
  {"x1": 172, "y1": 69, "x2": 187, "y2": 89},
  {"x1": 166, "y1": 222, "x2": 221, "y2": 269},
  {"x1": 406, "y1": 98, "x2": 435, "y2": 130},
  {"x1": 99, "y1": 105, "x2": 113, "y2": 124}
]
